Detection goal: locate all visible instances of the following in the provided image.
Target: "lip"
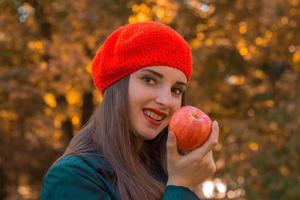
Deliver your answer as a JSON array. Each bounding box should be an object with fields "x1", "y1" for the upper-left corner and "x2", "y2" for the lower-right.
[
  {"x1": 143, "y1": 108, "x2": 168, "y2": 127},
  {"x1": 143, "y1": 108, "x2": 168, "y2": 117},
  {"x1": 143, "y1": 112, "x2": 163, "y2": 126}
]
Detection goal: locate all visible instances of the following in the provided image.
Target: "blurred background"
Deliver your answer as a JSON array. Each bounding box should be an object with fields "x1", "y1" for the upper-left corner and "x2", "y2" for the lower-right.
[{"x1": 0, "y1": 0, "x2": 300, "y2": 199}]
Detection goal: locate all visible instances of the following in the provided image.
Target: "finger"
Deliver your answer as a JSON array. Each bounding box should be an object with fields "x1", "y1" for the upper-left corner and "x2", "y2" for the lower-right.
[
  {"x1": 206, "y1": 151, "x2": 213, "y2": 159},
  {"x1": 208, "y1": 151, "x2": 217, "y2": 173},
  {"x1": 166, "y1": 131, "x2": 180, "y2": 160},
  {"x1": 200, "y1": 150, "x2": 212, "y2": 162},
  {"x1": 203, "y1": 150, "x2": 215, "y2": 160},
  {"x1": 197, "y1": 151, "x2": 216, "y2": 174},
  {"x1": 183, "y1": 121, "x2": 219, "y2": 163},
  {"x1": 210, "y1": 120, "x2": 219, "y2": 144}
]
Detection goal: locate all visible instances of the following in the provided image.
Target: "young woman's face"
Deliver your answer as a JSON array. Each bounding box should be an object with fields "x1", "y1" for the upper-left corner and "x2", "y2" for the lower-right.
[{"x1": 128, "y1": 66, "x2": 187, "y2": 141}]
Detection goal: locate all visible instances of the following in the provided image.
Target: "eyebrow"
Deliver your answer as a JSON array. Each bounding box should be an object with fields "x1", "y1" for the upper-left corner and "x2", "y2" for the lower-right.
[{"x1": 140, "y1": 68, "x2": 187, "y2": 87}]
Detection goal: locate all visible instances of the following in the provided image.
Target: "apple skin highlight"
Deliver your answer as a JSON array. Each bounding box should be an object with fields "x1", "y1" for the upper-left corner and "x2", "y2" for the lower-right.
[{"x1": 169, "y1": 106, "x2": 212, "y2": 152}]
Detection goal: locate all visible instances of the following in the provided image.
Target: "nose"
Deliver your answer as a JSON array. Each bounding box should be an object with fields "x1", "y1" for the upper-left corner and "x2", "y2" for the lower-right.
[{"x1": 154, "y1": 88, "x2": 173, "y2": 108}]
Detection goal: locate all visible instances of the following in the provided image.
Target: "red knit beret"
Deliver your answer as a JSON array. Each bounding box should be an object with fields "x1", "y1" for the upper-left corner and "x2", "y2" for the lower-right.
[{"x1": 91, "y1": 21, "x2": 192, "y2": 94}]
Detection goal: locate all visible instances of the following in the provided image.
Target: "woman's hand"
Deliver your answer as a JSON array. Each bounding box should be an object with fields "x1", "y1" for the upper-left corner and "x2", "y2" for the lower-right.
[{"x1": 166, "y1": 120, "x2": 219, "y2": 189}]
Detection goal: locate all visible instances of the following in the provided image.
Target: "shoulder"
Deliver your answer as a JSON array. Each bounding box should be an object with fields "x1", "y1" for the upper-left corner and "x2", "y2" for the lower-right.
[
  {"x1": 40, "y1": 153, "x2": 118, "y2": 200},
  {"x1": 43, "y1": 154, "x2": 103, "y2": 184}
]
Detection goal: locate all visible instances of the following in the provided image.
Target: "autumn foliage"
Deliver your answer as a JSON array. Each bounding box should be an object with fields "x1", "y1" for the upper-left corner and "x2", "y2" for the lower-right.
[{"x1": 0, "y1": 0, "x2": 299, "y2": 199}]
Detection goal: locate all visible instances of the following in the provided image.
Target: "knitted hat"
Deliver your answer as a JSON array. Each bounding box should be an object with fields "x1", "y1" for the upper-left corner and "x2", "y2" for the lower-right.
[{"x1": 91, "y1": 21, "x2": 192, "y2": 94}]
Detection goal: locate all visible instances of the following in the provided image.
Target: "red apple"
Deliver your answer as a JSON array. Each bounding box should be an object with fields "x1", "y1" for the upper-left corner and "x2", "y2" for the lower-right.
[{"x1": 169, "y1": 106, "x2": 212, "y2": 152}]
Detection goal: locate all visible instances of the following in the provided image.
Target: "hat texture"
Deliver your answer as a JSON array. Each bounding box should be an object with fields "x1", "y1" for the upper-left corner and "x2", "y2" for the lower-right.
[{"x1": 91, "y1": 21, "x2": 192, "y2": 94}]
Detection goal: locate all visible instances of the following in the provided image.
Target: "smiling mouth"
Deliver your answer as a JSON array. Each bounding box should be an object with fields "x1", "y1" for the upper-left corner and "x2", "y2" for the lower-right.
[
  {"x1": 143, "y1": 109, "x2": 166, "y2": 126},
  {"x1": 143, "y1": 109, "x2": 165, "y2": 120}
]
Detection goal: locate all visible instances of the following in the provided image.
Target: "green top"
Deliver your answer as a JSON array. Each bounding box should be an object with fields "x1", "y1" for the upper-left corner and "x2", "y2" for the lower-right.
[{"x1": 40, "y1": 152, "x2": 200, "y2": 200}]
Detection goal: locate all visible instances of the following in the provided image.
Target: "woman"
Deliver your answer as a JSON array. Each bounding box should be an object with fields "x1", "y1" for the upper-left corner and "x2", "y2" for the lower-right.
[{"x1": 41, "y1": 21, "x2": 219, "y2": 200}]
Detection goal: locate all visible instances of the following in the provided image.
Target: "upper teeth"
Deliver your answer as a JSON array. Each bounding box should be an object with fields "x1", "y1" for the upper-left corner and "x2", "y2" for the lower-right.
[{"x1": 144, "y1": 110, "x2": 164, "y2": 121}]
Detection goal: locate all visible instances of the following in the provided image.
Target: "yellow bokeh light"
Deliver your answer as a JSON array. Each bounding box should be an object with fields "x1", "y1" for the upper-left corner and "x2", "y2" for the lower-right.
[
  {"x1": 137, "y1": 12, "x2": 151, "y2": 22},
  {"x1": 239, "y1": 153, "x2": 246, "y2": 160},
  {"x1": 44, "y1": 107, "x2": 52, "y2": 115},
  {"x1": 290, "y1": 0, "x2": 299, "y2": 6},
  {"x1": 128, "y1": 13, "x2": 151, "y2": 23},
  {"x1": 197, "y1": 32, "x2": 205, "y2": 40},
  {"x1": 0, "y1": 110, "x2": 18, "y2": 120},
  {"x1": 227, "y1": 75, "x2": 246, "y2": 85},
  {"x1": 236, "y1": 40, "x2": 246, "y2": 49},
  {"x1": 157, "y1": 0, "x2": 168, "y2": 6},
  {"x1": 248, "y1": 142, "x2": 259, "y2": 151},
  {"x1": 281, "y1": 17, "x2": 289, "y2": 25},
  {"x1": 155, "y1": 6, "x2": 165, "y2": 19},
  {"x1": 239, "y1": 47, "x2": 249, "y2": 56},
  {"x1": 93, "y1": 90, "x2": 103, "y2": 103},
  {"x1": 39, "y1": 62, "x2": 48, "y2": 70},
  {"x1": 132, "y1": 3, "x2": 150, "y2": 13},
  {"x1": 255, "y1": 37, "x2": 264, "y2": 46},
  {"x1": 265, "y1": 100, "x2": 274, "y2": 108},
  {"x1": 205, "y1": 39, "x2": 214, "y2": 47},
  {"x1": 18, "y1": 184, "x2": 32, "y2": 198},
  {"x1": 43, "y1": 93, "x2": 57, "y2": 108},
  {"x1": 265, "y1": 31, "x2": 273, "y2": 39},
  {"x1": 131, "y1": 4, "x2": 139, "y2": 12},
  {"x1": 27, "y1": 40, "x2": 45, "y2": 54},
  {"x1": 66, "y1": 89, "x2": 81, "y2": 106},
  {"x1": 71, "y1": 116, "x2": 80, "y2": 125},
  {"x1": 293, "y1": 51, "x2": 300, "y2": 63},
  {"x1": 85, "y1": 64, "x2": 92, "y2": 73},
  {"x1": 254, "y1": 69, "x2": 265, "y2": 79},
  {"x1": 129, "y1": 3, "x2": 152, "y2": 23},
  {"x1": 153, "y1": 2, "x2": 178, "y2": 24},
  {"x1": 54, "y1": 115, "x2": 64, "y2": 128},
  {"x1": 249, "y1": 45, "x2": 258, "y2": 55},
  {"x1": 86, "y1": 35, "x2": 96, "y2": 49},
  {"x1": 52, "y1": 130, "x2": 62, "y2": 141},
  {"x1": 216, "y1": 159, "x2": 225, "y2": 169},
  {"x1": 190, "y1": 38, "x2": 201, "y2": 50},
  {"x1": 239, "y1": 22, "x2": 247, "y2": 34}
]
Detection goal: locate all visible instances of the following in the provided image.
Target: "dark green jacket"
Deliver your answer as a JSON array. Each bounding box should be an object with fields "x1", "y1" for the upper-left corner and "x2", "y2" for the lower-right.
[{"x1": 40, "y1": 152, "x2": 200, "y2": 200}]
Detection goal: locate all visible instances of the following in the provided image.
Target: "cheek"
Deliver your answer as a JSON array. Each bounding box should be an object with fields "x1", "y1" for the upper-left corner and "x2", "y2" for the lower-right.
[
  {"x1": 173, "y1": 98, "x2": 183, "y2": 110},
  {"x1": 168, "y1": 99, "x2": 182, "y2": 121}
]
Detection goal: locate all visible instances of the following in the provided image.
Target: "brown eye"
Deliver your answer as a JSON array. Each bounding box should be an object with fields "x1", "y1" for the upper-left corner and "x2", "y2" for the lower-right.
[
  {"x1": 172, "y1": 88, "x2": 183, "y2": 96},
  {"x1": 141, "y1": 76, "x2": 156, "y2": 84}
]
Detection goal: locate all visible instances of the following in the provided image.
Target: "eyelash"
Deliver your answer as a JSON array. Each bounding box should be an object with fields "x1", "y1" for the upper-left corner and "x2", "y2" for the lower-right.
[
  {"x1": 173, "y1": 88, "x2": 184, "y2": 96},
  {"x1": 141, "y1": 76, "x2": 184, "y2": 96},
  {"x1": 141, "y1": 76, "x2": 155, "y2": 84}
]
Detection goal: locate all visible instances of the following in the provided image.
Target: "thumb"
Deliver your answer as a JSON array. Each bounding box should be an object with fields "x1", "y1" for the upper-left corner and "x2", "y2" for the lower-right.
[{"x1": 166, "y1": 131, "x2": 180, "y2": 160}]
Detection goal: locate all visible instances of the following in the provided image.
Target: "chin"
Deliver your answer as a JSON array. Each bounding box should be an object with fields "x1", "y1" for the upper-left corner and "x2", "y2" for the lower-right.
[
  {"x1": 139, "y1": 130, "x2": 161, "y2": 141},
  {"x1": 143, "y1": 133, "x2": 159, "y2": 140},
  {"x1": 147, "y1": 128, "x2": 167, "y2": 140},
  {"x1": 134, "y1": 123, "x2": 168, "y2": 141}
]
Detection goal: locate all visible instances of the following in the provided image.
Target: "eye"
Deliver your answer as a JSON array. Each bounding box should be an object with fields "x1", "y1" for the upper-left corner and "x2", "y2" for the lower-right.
[
  {"x1": 172, "y1": 88, "x2": 184, "y2": 96},
  {"x1": 141, "y1": 76, "x2": 156, "y2": 85}
]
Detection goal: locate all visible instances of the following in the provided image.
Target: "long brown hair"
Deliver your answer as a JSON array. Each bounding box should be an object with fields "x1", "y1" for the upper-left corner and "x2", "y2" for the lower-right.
[{"x1": 62, "y1": 75, "x2": 186, "y2": 200}]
